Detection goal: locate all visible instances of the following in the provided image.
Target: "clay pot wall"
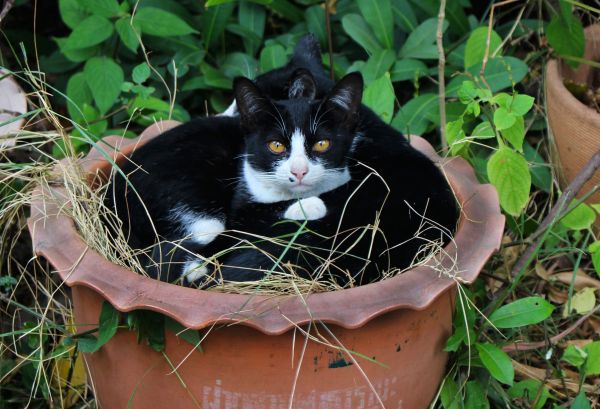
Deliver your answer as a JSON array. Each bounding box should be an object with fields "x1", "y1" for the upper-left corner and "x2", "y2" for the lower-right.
[{"x1": 28, "y1": 122, "x2": 504, "y2": 409}]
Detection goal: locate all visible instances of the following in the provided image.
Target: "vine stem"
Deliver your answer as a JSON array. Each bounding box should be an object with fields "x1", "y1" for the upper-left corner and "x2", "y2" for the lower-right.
[{"x1": 436, "y1": 0, "x2": 447, "y2": 150}]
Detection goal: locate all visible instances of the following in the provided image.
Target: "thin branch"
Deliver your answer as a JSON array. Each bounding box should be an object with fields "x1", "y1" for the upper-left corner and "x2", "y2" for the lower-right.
[{"x1": 436, "y1": 0, "x2": 447, "y2": 150}]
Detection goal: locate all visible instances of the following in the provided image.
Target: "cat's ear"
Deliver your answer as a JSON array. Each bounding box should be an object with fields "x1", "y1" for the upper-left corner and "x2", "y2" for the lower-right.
[
  {"x1": 288, "y1": 68, "x2": 316, "y2": 100},
  {"x1": 322, "y1": 72, "x2": 363, "y2": 123},
  {"x1": 233, "y1": 77, "x2": 274, "y2": 127}
]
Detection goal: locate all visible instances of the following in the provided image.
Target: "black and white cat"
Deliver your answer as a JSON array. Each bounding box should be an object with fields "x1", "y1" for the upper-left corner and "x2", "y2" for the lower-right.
[{"x1": 108, "y1": 35, "x2": 458, "y2": 287}]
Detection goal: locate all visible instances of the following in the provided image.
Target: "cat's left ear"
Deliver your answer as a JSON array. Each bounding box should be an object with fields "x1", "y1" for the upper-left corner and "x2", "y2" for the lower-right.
[
  {"x1": 233, "y1": 77, "x2": 274, "y2": 128},
  {"x1": 322, "y1": 72, "x2": 363, "y2": 125},
  {"x1": 288, "y1": 68, "x2": 317, "y2": 100}
]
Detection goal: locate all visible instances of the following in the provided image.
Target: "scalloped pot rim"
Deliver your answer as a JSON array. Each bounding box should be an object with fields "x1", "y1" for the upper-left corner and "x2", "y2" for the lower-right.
[{"x1": 27, "y1": 121, "x2": 505, "y2": 335}]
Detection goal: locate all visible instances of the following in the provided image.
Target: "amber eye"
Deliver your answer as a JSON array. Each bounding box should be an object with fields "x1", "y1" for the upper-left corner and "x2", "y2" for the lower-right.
[
  {"x1": 268, "y1": 141, "x2": 286, "y2": 154},
  {"x1": 312, "y1": 139, "x2": 331, "y2": 153}
]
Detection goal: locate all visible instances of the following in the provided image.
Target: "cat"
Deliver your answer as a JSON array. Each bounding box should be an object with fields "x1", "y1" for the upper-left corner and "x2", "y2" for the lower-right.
[{"x1": 107, "y1": 35, "x2": 458, "y2": 287}]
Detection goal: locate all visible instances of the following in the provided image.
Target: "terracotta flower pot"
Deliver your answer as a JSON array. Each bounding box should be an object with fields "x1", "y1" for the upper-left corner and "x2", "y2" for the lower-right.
[
  {"x1": 28, "y1": 121, "x2": 504, "y2": 409},
  {"x1": 546, "y1": 25, "x2": 600, "y2": 204}
]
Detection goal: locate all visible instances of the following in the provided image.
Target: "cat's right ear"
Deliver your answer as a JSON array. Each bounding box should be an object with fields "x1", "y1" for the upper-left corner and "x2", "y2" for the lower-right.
[
  {"x1": 322, "y1": 72, "x2": 363, "y2": 125},
  {"x1": 233, "y1": 77, "x2": 273, "y2": 128}
]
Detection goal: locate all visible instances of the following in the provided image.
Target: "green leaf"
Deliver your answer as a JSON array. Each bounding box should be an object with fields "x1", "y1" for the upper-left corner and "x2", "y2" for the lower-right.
[
  {"x1": 357, "y1": 0, "x2": 394, "y2": 49},
  {"x1": 561, "y1": 201, "x2": 596, "y2": 230},
  {"x1": 571, "y1": 391, "x2": 592, "y2": 409},
  {"x1": 222, "y1": 52, "x2": 259, "y2": 79},
  {"x1": 547, "y1": 1, "x2": 585, "y2": 66},
  {"x1": 471, "y1": 121, "x2": 495, "y2": 139},
  {"x1": 493, "y1": 107, "x2": 516, "y2": 130},
  {"x1": 267, "y1": 0, "x2": 303, "y2": 23},
  {"x1": 59, "y1": 0, "x2": 88, "y2": 29},
  {"x1": 562, "y1": 344, "x2": 587, "y2": 368},
  {"x1": 501, "y1": 115, "x2": 525, "y2": 151},
  {"x1": 84, "y1": 56, "x2": 124, "y2": 114},
  {"x1": 390, "y1": 59, "x2": 427, "y2": 82},
  {"x1": 362, "y1": 73, "x2": 395, "y2": 123},
  {"x1": 304, "y1": 6, "x2": 326, "y2": 48},
  {"x1": 487, "y1": 147, "x2": 531, "y2": 216},
  {"x1": 64, "y1": 15, "x2": 113, "y2": 50},
  {"x1": 570, "y1": 287, "x2": 596, "y2": 315},
  {"x1": 511, "y1": 94, "x2": 535, "y2": 115},
  {"x1": 115, "y1": 18, "x2": 140, "y2": 53},
  {"x1": 95, "y1": 301, "x2": 119, "y2": 351},
  {"x1": 202, "y1": 3, "x2": 235, "y2": 48},
  {"x1": 164, "y1": 318, "x2": 203, "y2": 352},
  {"x1": 66, "y1": 72, "x2": 93, "y2": 121},
  {"x1": 476, "y1": 342, "x2": 514, "y2": 385},
  {"x1": 508, "y1": 379, "x2": 551, "y2": 409},
  {"x1": 391, "y1": 0, "x2": 417, "y2": 33},
  {"x1": 583, "y1": 341, "x2": 600, "y2": 375},
  {"x1": 440, "y1": 378, "x2": 460, "y2": 409},
  {"x1": 464, "y1": 26, "x2": 502, "y2": 68},
  {"x1": 446, "y1": 118, "x2": 466, "y2": 155},
  {"x1": 342, "y1": 13, "x2": 382, "y2": 53},
  {"x1": 524, "y1": 142, "x2": 552, "y2": 193},
  {"x1": 132, "y1": 63, "x2": 151, "y2": 84},
  {"x1": 399, "y1": 18, "x2": 448, "y2": 59},
  {"x1": 201, "y1": 63, "x2": 233, "y2": 89},
  {"x1": 79, "y1": 0, "x2": 120, "y2": 18},
  {"x1": 391, "y1": 93, "x2": 437, "y2": 135},
  {"x1": 260, "y1": 44, "x2": 287, "y2": 72},
  {"x1": 134, "y1": 7, "x2": 197, "y2": 37},
  {"x1": 465, "y1": 380, "x2": 490, "y2": 409},
  {"x1": 447, "y1": 57, "x2": 528, "y2": 96},
  {"x1": 238, "y1": 1, "x2": 266, "y2": 55},
  {"x1": 489, "y1": 297, "x2": 554, "y2": 328},
  {"x1": 360, "y1": 49, "x2": 395, "y2": 84}
]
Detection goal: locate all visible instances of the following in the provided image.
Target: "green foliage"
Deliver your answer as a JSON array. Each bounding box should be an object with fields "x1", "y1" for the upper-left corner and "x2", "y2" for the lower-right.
[
  {"x1": 476, "y1": 342, "x2": 514, "y2": 386},
  {"x1": 489, "y1": 296, "x2": 554, "y2": 328},
  {"x1": 546, "y1": 0, "x2": 585, "y2": 67}
]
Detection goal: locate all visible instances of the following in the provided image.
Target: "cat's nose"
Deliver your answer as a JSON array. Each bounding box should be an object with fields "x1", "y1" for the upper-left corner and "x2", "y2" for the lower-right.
[{"x1": 290, "y1": 168, "x2": 308, "y2": 182}]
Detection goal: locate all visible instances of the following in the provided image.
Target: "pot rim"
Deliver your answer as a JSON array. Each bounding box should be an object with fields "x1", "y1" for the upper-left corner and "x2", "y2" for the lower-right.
[{"x1": 27, "y1": 121, "x2": 504, "y2": 335}]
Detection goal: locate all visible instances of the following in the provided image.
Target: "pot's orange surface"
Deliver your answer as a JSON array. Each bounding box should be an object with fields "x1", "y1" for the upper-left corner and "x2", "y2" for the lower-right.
[
  {"x1": 28, "y1": 121, "x2": 504, "y2": 409},
  {"x1": 546, "y1": 25, "x2": 600, "y2": 205}
]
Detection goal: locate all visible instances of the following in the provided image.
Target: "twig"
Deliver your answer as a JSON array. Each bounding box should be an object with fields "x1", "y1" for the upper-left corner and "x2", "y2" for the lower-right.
[
  {"x1": 436, "y1": 0, "x2": 447, "y2": 149},
  {"x1": 503, "y1": 303, "x2": 600, "y2": 352}
]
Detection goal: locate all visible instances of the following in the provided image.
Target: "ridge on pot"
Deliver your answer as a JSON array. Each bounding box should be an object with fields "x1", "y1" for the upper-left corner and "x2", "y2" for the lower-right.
[
  {"x1": 546, "y1": 24, "x2": 600, "y2": 206},
  {"x1": 27, "y1": 121, "x2": 505, "y2": 409}
]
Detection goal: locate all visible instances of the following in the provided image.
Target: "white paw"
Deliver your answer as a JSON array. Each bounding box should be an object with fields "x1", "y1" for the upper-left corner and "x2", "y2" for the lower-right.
[
  {"x1": 181, "y1": 260, "x2": 208, "y2": 283},
  {"x1": 284, "y1": 197, "x2": 326, "y2": 220}
]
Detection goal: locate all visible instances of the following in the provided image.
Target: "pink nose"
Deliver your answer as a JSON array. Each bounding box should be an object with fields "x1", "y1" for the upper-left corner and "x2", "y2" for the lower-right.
[{"x1": 291, "y1": 168, "x2": 308, "y2": 182}]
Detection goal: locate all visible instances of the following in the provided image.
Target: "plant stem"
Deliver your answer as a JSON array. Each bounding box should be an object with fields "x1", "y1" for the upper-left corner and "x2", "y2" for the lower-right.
[{"x1": 436, "y1": 0, "x2": 447, "y2": 150}]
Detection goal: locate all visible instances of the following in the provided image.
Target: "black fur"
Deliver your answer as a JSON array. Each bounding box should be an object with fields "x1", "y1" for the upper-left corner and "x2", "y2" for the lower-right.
[{"x1": 107, "y1": 34, "x2": 458, "y2": 286}]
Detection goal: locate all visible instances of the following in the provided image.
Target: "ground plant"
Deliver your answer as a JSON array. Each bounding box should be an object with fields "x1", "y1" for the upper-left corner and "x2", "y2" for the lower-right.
[{"x1": 1, "y1": 0, "x2": 600, "y2": 408}]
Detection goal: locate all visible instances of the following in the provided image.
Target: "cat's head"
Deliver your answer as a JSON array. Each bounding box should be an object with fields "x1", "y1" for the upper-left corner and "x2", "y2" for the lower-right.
[{"x1": 233, "y1": 71, "x2": 363, "y2": 203}]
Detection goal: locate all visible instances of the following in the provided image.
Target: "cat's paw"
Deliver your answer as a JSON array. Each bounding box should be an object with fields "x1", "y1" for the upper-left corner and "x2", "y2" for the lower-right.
[
  {"x1": 181, "y1": 260, "x2": 208, "y2": 283},
  {"x1": 284, "y1": 197, "x2": 326, "y2": 220}
]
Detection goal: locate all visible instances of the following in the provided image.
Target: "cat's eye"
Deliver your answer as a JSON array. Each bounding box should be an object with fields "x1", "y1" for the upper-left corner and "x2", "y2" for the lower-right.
[
  {"x1": 268, "y1": 141, "x2": 286, "y2": 154},
  {"x1": 312, "y1": 139, "x2": 331, "y2": 153}
]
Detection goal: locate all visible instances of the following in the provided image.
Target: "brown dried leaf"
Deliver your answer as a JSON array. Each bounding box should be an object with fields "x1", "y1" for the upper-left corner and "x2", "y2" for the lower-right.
[{"x1": 550, "y1": 270, "x2": 600, "y2": 290}]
